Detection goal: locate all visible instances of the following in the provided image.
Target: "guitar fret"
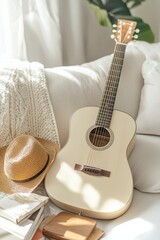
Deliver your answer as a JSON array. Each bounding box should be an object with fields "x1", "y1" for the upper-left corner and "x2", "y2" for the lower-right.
[
  {"x1": 99, "y1": 112, "x2": 114, "y2": 118},
  {"x1": 105, "y1": 88, "x2": 117, "y2": 92},
  {"x1": 100, "y1": 101, "x2": 114, "y2": 107},
  {"x1": 98, "y1": 116, "x2": 112, "y2": 121},
  {"x1": 106, "y1": 83, "x2": 119, "y2": 89},
  {"x1": 114, "y1": 49, "x2": 125, "y2": 53},
  {"x1": 103, "y1": 92, "x2": 116, "y2": 97},
  {"x1": 97, "y1": 117, "x2": 112, "y2": 122},
  {"x1": 101, "y1": 103, "x2": 115, "y2": 109},
  {"x1": 103, "y1": 90, "x2": 116, "y2": 95},
  {"x1": 104, "y1": 88, "x2": 117, "y2": 93},
  {"x1": 100, "y1": 106, "x2": 114, "y2": 111},
  {"x1": 105, "y1": 102, "x2": 115, "y2": 105},
  {"x1": 112, "y1": 57, "x2": 124, "y2": 61},
  {"x1": 101, "y1": 101, "x2": 115, "y2": 107},
  {"x1": 105, "y1": 85, "x2": 118, "y2": 91},
  {"x1": 107, "y1": 80, "x2": 118, "y2": 84},
  {"x1": 98, "y1": 112, "x2": 113, "y2": 118},
  {"x1": 108, "y1": 74, "x2": 121, "y2": 79},
  {"x1": 100, "y1": 109, "x2": 114, "y2": 114},
  {"x1": 111, "y1": 63, "x2": 123, "y2": 67},
  {"x1": 110, "y1": 65, "x2": 122, "y2": 69},
  {"x1": 109, "y1": 70, "x2": 122, "y2": 74},
  {"x1": 102, "y1": 94, "x2": 115, "y2": 98},
  {"x1": 97, "y1": 119, "x2": 111, "y2": 124},
  {"x1": 105, "y1": 87, "x2": 117, "y2": 91},
  {"x1": 96, "y1": 119, "x2": 111, "y2": 128},
  {"x1": 97, "y1": 116, "x2": 112, "y2": 121},
  {"x1": 114, "y1": 53, "x2": 125, "y2": 56}
]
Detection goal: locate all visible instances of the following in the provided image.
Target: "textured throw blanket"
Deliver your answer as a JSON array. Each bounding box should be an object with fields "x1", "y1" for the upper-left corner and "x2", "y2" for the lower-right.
[{"x1": 0, "y1": 60, "x2": 59, "y2": 147}]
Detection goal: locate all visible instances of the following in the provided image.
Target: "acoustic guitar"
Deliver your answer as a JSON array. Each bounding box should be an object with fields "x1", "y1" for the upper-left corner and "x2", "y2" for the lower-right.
[{"x1": 45, "y1": 19, "x2": 138, "y2": 219}]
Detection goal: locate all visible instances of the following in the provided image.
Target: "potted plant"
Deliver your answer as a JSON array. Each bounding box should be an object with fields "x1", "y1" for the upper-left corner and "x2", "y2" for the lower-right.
[{"x1": 85, "y1": 0, "x2": 154, "y2": 43}]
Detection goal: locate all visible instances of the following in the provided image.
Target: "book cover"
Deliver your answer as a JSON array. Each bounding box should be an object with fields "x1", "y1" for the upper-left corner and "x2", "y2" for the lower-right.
[
  {"x1": 0, "y1": 192, "x2": 48, "y2": 224},
  {"x1": 0, "y1": 206, "x2": 44, "y2": 240},
  {"x1": 42, "y1": 211, "x2": 96, "y2": 240},
  {"x1": 32, "y1": 228, "x2": 45, "y2": 240},
  {"x1": 47, "y1": 227, "x2": 105, "y2": 240}
]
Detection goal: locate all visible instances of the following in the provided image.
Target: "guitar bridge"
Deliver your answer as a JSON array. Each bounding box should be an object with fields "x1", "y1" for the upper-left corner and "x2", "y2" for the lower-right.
[{"x1": 74, "y1": 164, "x2": 111, "y2": 177}]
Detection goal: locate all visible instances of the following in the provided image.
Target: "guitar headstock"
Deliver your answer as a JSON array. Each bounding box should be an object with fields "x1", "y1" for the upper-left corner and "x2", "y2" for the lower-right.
[{"x1": 111, "y1": 19, "x2": 139, "y2": 44}]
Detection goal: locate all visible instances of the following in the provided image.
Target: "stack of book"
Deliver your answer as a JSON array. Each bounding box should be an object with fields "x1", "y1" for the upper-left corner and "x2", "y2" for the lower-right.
[
  {"x1": 41, "y1": 211, "x2": 105, "y2": 240},
  {"x1": 0, "y1": 192, "x2": 49, "y2": 240}
]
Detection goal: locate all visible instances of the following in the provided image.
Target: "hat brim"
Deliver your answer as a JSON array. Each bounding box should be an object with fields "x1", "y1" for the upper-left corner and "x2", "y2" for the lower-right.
[{"x1": 0, "y1": 138, "x2": 59, "y2": 194}]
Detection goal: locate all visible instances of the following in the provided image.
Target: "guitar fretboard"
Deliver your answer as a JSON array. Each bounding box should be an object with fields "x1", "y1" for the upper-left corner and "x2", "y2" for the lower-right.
[{"x1": 96, "y1": 43, "x2": 126, "y2": 128}]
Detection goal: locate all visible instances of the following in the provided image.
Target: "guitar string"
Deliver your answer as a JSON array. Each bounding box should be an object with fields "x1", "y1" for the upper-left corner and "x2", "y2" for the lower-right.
[
  {"x1": 86, "y1": 44, "x2": 126, "y2": 167},
  {"x1": 92, "y1": 49, "x2": 123, "y2": 170},
  {"x1": 85, "y1": 55, "x2": 117, "y2": 166},
  {"x1": 90, "y1": 25, "x2": 131, "y2": 154},
  {"x1": 98, "y1": 45, "x2": 122, "y2": 146},
  {"x1": 95, "y1": 44, "x2": 124, "y2": 148},
  {"x1": 95, "y1": 44, "x2": 123, "y2": 147},
  {"x1": 86, "y1": 44, "x2": 124, "y2": 166}
]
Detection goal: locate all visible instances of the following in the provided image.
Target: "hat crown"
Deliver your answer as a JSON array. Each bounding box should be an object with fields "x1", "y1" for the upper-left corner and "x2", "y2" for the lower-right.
[{"x1": 4, "y1": 135, "x2": 48, "y2": 182}]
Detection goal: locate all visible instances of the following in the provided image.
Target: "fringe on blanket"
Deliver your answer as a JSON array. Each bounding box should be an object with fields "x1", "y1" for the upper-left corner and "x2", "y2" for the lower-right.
[{"x1": 0, "y1": 59, "x2": 59, "y2": 147}]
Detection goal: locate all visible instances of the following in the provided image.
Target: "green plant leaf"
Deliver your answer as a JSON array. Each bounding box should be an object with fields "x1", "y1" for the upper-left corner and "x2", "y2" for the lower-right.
[
  {"x1": 89, "y1": 0, "x2": 131, "y2": 17},
  {"x1": 86, "y1": 0, "x2": 155, "y2": 43},
  {"x1": 87, "y1": 2, "x2": 112, "y2": 27},
  {"x1": 124, "y1": 0, "x2": 146, "y2": 9}
]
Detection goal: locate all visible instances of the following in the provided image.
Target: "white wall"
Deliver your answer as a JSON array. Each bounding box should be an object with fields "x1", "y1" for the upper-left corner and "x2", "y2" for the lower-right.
[{"x1": 132, "y1": 0, "x2": 160, "y2": 42}]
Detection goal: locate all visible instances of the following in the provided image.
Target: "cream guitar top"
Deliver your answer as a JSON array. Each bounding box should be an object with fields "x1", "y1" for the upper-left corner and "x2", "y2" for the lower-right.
[{"x1": 45, "y1": 19, "x2": 138, "y2": 219}]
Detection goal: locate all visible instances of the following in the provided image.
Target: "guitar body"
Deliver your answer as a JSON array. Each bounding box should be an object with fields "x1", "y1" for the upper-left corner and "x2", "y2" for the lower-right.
[
  {"x1": 45, "y1": 19, "x2": 138, "y2": 219},
  {"x1": 45, "y1": 107, "x2": 136, "y2": 219}
]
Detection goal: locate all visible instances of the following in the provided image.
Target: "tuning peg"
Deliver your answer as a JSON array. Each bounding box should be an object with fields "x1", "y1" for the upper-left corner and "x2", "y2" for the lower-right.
[
  {"x1": 110, "y1": 34, "x2": 115, "y2": 39},
  {"x1": 135, "y1": 29, "x2": 140, "y2": 33},
  {"x1": 112, "y1": 29, "x2": 117, "y2": 33},
  {"x1": 133, "y1": 34, "x2": 139, "y2": 39},
  {"x1": 112, "y1": 24, "x2": 117, "y2": 28}
]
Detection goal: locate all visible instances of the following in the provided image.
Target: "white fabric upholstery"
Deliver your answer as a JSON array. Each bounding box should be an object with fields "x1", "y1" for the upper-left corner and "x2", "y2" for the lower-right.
[
  {"x1": 45, "y1": 41, "x2": 160, "y2": 239},
  {"x1": 45, "y1": 55, "x2": 110, "y2": 147},
  {"x1": 97, "y1": 189, "x2": 160, "y2": 240},
  {"x1": 45, "y1": 43, "x2": 144, "y2": 147},
  {"x1": 131, "y1": 42, "x2": 160, "y2": 193},
  {"x1": 136, "y1": 58, "x2": 160, "y2": 135},
  {"x1": 129, "y1": 134, "x2": 160, "y2": 193}
]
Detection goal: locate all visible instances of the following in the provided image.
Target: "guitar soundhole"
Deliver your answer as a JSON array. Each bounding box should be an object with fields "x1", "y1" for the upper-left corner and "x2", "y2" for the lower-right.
[{"x1": 89, "y1": 126, "x2": 111, "y2": 148}]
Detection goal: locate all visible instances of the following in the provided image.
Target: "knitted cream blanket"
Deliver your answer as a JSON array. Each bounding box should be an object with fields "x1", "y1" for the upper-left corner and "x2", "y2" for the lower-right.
[{"x1": 0, "y1": 60, "x2": 59, "y2": 147}]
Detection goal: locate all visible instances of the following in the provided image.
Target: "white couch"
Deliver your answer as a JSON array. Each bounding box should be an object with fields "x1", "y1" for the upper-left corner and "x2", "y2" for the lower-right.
[{"x1": 45, "y1": 41, "x2": 160, "y2": 240}]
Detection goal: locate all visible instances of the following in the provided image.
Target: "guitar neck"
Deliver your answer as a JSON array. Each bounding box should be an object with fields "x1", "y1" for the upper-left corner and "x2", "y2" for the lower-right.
[{"x1": 96, "y1": 43, "x2": 126, "y2": 128}]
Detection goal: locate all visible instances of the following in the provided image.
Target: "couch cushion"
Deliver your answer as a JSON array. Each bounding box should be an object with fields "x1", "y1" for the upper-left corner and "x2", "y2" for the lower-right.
[
  {"x1": 136, "y1": 59, "x2": 160, "y2": 135},
  {"x1": 129, "y1": 134, "x2": 160, "y2": 193},
  {"x1": 132, "y1": 42, "x2": 160, "y2": 193}
]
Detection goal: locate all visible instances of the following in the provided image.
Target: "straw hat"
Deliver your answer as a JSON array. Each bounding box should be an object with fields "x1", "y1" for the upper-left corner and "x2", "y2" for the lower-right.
[{"x1": 0, "y1": 134, "x2": 59, "y2": 194}]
